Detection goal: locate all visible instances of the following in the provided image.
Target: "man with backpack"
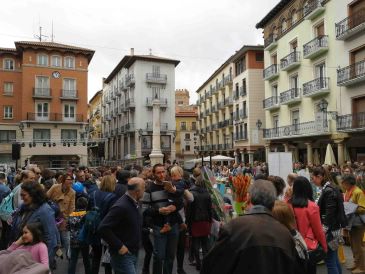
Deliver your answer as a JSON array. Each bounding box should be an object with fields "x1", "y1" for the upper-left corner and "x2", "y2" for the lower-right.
[{"x1": 0, "y1": 172, "x2": 10, "y2": 249}]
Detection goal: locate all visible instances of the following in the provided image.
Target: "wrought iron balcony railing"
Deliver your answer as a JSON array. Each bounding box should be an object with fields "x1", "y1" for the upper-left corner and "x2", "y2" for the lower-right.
[
  {"x1": 264, "y1": 33, "x2": 277, "y2": 49},
  {"x1": 239, "y1": 86, "x2": 247, "y2": 97},
  {"x1": 337, "y1": 112, "x2": 365, "y2": 131},
  {"x1": 146, "y1": 73, "x2": 167, "y2": 84},
  {"x1": 33, "y1": 88, "x2": 51, "y2": 98},
  {"x1": 263, "y1": 64, "x2": 279, "y2": 80},
  {"x1": 280, "y1": 88, "x2": 301, "y2": 104},
  {"x1": 303, "y1": 35, "x2": 328, "y2": 59},
  {"x1": 26, "y1": 112, "x2": 83, "y2": 122},
  {"x1": 336, "y1": 9, "x2": 365, "y2": 40},
  {"x1": 337, "y1": 60, "x2": 365, "y2": 86},
  {"x1": 280, "y1": 51, "x2": 301, "y2": 71},
  {"x1": 125, "y1": 74, "x2": 135, "y2": 86},
  {"x1": 303, "y1": 0, "x2": 325, "y2": 20},
  {"x1": 303, "y1": 77, "x2": 330, "y2": 97},
  {"x1": 61, "y1": 89, "x2": 78, "y2": 99},
  {"x1": 263, "y1": 96, "x2": 279, "y2": 109}
]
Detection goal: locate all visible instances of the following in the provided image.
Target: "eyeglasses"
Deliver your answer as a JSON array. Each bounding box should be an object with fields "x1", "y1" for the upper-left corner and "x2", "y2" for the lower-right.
[{"x1": 36, "y1": 173, "x2": 41, "y2": 175}]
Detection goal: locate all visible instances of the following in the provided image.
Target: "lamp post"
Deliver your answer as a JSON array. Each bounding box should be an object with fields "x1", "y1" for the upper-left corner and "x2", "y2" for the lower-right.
[
  {"x1": 18, "y1": 122, "x2": 24, "y2": 138},
  {"x1": 319, "y1": 98, "x2": 337, "y2": 119},
  {"x1": 256, "y1": 119, "x2": 262, "y2": 130}
]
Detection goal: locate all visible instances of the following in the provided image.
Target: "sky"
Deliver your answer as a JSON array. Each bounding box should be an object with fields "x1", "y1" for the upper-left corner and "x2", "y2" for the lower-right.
[{"x1": 1, "y1": 0, "x2": 279, "y2": 103}]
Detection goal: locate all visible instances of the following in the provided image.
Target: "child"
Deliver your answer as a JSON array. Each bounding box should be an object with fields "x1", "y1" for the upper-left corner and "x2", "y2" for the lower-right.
[
  {"x1": 7, "y1": 222, "x2": 49, "y2": 267},
  {"x1": 67, "y1": 197, "x2": 91, "y2": 274}
]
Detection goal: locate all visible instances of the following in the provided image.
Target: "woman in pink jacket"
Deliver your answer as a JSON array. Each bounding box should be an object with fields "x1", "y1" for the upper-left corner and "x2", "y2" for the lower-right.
[
  {"x1": 289, "y1": 176, "x2": 327, "y2": 274},
  {"x1": 7, "y1": 222, "x2": 49, "y2": 267}
]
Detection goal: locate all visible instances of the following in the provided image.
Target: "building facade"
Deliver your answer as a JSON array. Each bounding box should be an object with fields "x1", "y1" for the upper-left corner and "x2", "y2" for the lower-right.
[
  {"x1": 175, "y1": 89, "x2": 198, "y2": 163},
  {"x1": 196, "y1": 45, "x2": 265, "y2": 164},
  {"x1": 101, "y1": 49, "x2": 180, "y2": 163},
  {"x1": 0, "y1": 41, "x2": 94, "y2": 168},
  {"x1": 88, "y1": 90, "x2": 102, "y2": 166},
  {"x1": 256, "y1": 0, "x2": 365, "y2": 165}
]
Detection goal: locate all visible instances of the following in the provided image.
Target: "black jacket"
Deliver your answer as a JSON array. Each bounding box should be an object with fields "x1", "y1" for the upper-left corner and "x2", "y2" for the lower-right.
[
  {"x1": 317, "y1": 183, "x2": 347, "y2": 231},
  {"x1": 186, "y1": 185, "x2": 212, "y2": 225}
]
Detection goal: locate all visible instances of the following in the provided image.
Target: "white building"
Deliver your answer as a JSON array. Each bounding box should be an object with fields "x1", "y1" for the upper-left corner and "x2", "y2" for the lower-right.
[{"x1": 101, "y1": 49, "x2": 180, "y2": 164}]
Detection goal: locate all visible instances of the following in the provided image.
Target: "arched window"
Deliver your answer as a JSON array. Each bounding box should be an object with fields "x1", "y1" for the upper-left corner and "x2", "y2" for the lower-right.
[
  {"x1": 281, "y1": 18, "x2": 287, "y2": 33},
  {"x1": 64, "y1": 56, "x2": 75, "y2": 69},
  {"x1": 291, "y1": 9, "x2": 298, "y2": 25}
]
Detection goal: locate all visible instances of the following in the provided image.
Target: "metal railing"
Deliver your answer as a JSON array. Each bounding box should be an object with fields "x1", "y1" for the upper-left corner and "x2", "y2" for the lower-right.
[
  {"x1": 239, "y1": 86, "x2": 247, "y2": 97},
  {"x1": 224, "y1": 74, "x2": 232, "y2": 85},
  {"x1": 26, "y1": 112, "x2": 83, "y2": 122},
  {"x1": 146, "y1": 97, "x2": 168, "y2": 107},
  {"x1": 280, "y1": 88, "x2": 301, "y2": 104},
  {"x1": 146, "y1": 73, "x2": 167, "y2": 83},
  {"x1": 337, "y1": 60, "x2": 365, "y2": 85},
  {"x1": 263, "y1": 120, "x2": 329, "y2": 138},
  {"x1": 263, "y1": 64, "x2": 279, "y2": 79},
  {"x1": 280, "y1": 51, "x2": 301, "y2": 70},
  {"x1": 125, "y1": 74, "x2": 135, "y2": 86},
  {"x1": 240, "y1": 109, "x2": 247, "y2": 119},
  {"x1": 234, "y1": 132, "x2": 248, "y2": 141},
  {"x1": 336, "y1": 9, "x2": 365, "y2": 39},
  {"x1": 303, "y1": 0, "x2": 324, "y2": 17},
  {"x1": 61, "y1": 89, "x2": 78, "y2": 98},
  {"x1": 303, "y1": 35, "x2": 328, "y2": 57},
  {"x1": 337, "y1": 112, "x2": 365, "y2": 131},
  {"x1": 303, "y1": 77, "x2": 329, "y2": 96},
  {"x1": 126, "y1": 123, "x2": 135, "y2": 131},
  {"x1": 126, "y1": 98, "x2": 135, "y2": 108},
  {"x1": 263, "y1": 96, "x2": 279, "y2": 108},
  {"x1": 33, "y1": 88, "x2": 51, "y2": 97},
  {"x1": 233, "y1": 112, "x2": 240, "y2": 121},
  {"x1": 264, "y1": 33, "x2": 276, "y2": 48}
]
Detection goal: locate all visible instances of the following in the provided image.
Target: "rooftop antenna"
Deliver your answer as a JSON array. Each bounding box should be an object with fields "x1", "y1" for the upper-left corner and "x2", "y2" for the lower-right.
[
  {"x1": 34, "y1": 26, "x2": 48, "y2": 42},
  {"x1": 149, "y1": 48, "x2": 152, "y2": 55},
  {"x1": 51, "y1": 21, "x2": 55, "y2": 42}
]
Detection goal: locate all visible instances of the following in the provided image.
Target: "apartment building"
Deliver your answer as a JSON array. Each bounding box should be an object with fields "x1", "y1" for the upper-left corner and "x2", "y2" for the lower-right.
[
  {"x1": 0, "y1": 41, "x2": 94, "y2": 168},
  {"x1": 101, "y1": 49, "x2": 180, "y2": 163},
  {"x1": 175, "y1": 89, "x2": 199, "y2": 163},
  {"x1": 87, "y1": 90, "x2": 102, "y2": 165},
  {"x1": 256, "y1": 0, "x2": 365, "y2": 164},
  {"x1": 196, "y1": 45, "x2": 265, "y2": 164}
]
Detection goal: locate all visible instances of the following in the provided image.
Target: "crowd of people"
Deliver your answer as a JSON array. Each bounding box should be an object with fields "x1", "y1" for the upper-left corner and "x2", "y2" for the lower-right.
[{"x1": 0, "y1": 159, "x2": 363, "y2": 274}]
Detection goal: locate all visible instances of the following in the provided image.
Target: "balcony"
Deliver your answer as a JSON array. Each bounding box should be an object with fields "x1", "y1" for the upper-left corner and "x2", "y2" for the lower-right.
[
  {"x1": 212, "y1": 144, "x2": 217, "y2": 150},
  {"x1": 264, "y1": 34, "x2": 278, "y2": 51},
  {"x1": 146, "y1": 73, "x2": 167, "y2": 84},
  {"x1": 337, "y1": 60, "x2": 365, "y2": 86},
  {"x1": 125, "y1": 74, "x2": 135, "y2": 87},
  {"x1": 234, "y1": 133, "x2": 248, "y2": 141},
  {"x1": 233, "y1": 112, "x2": 240, "y2": 121},
  {"x1": 303, "y1": 35, "x2": 328, "y2": 59},
  {"x1": 224, "y1": 74, "x2": 232, "y2": 86},
  {"x1": 224, "y1": 97, "x2": 233, "y2": 106},
  {"x1": 105, "y1": 97, "x2": 111, "y2": 104},
  {"x1": 263, "y1": 64, "x2": 280, "y2": 81},
  {"x1": 280, "y1": 52, "x2": 301, "y2": 71},
  {"x1": 26, "y1": 112, "x2": 83, "y2": 122},
  {"x1": 211, "y1": 123, "x2": 218, "y2": 130},
  {"x1": 233, "y1": 93, "x2": 239, "y2": 101},
  {"x1": 60, "y1": 89, "x2": 78, "y2": 100},
  {"x1": 161, "y1": 123, "x2": 168, "y2": 131},
  {"x1": 33, "y1": 88, "x2": 51, "y2": 99},
  {"x1": 303, "y1": 0, "x2": 325, "y2": 20},
  {"x1": 121, "y1": 103, "x2": 127, "y2": 113},
  {"x1": 104, "y1": 132, "x2": 110, "y2": 138},
  {"x1": 263, "y1": 120, "x2": 329, "y2": 139},
  {"x1": 126, "y1": 98, "x2": 135, "y2": 109},
  {"x1": 218, "y1": 101, "x2": 225, "y2": 109},
  {"x1": 105, "y1": 114, "x2": 111, "y2": 121},
  {"x1": 126, "y1": 123, "x2": 135, "y2": 132},
  {"x1": 146, "y1": 97, "x2": 168, "y2": 108},
  {"x1": 240, "y1": 86, "x2": 247, "y2": 97},
  {"x1": 206, "y1": 90, "x2": 212, "y2": 98},
  {"x1": 280, "y1": 88, "x2": 301, "y2": 105},
  {"x1": 211, "y1": 105, "x2": 217, "y2": 113},
  {"x1": 336, "y1": 10, "x2": 365, "y2": 40},
  {"x1": 110, "y1": 129, "x2": 115, "y2": 137},
  {"x1": 337, "y1": 112, "x2": 365, "y2": 132},
  {"x1": 303, "y1": 77, "x2": 330, "y2": 97},
  {"x1": 263, "y1": 96, "x2": 280, "y2": 110},
  {"x1": 239, "y1": 109, "x2": 247, "y2": 119},
  {"x1": 212, "y1": 85, "x2": 218, "y2": 94}
]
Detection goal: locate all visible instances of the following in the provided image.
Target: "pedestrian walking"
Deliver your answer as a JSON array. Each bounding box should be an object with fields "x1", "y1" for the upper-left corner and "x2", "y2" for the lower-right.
[{"x1": 0, "y1": 172, "x2": 11, "y2": 249}]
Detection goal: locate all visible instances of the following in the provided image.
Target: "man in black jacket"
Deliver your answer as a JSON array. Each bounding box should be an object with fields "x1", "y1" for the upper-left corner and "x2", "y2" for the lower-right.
[
  {"x1": 98, "y1": 177, "x2": 145, "y2": 274},
  {"x1": 201, "y1": 180, "x2": 298, "y2": 274}
]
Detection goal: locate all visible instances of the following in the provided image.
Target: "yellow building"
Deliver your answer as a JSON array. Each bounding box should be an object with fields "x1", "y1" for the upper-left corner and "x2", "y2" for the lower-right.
[
  {"x1": 88, "y1": 90, "x2": 102, "y2": 165},
  {"x1": 175, "y1": 89, "x2": 198, "y2": 163}
]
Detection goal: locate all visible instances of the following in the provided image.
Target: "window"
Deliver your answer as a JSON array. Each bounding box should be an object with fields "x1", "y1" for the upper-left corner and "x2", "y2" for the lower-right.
[
  {"x1": 280, "y1": 18, "x2": 287, "y2": 33},
  {"x1": 35, "y1": 76, "x2": 50, "y2": 96},
  {"x1": 33, "y1": 129, "x2": 50, "y2": 142},
  {"x1": 272, "y1": 84, "x2": 278, "y2": 97},
  {"x1": 315, "y1": 62, "x2": 326, "y2": 79},
  {"x1": 292, "y1": 110, "x2": 300, "y2": 132},
  {"x1": 3, "y1": 106, "x2": 13, "y2": 119},
  {"x1": 64, "y1": 56, "x2": 75, "y2": 68},
  {"x1": 3, "y1": 59, "x2": 14, "y2": 70},
  {"x1": 291, "y1": 9, "x2": 298, "y2": 25},
  {"x1": 4, "y1": 82, "x2": 13, "y2": 95},
  {"x1": 152, "y1": 87, "x2": 160, "y2": 99},
  {"x1": 273, "y1": 115, "x2": 279, "y2": 128},
  {"x1": 242, "y1": 79, "x2": 247, "y2": 95},
  {"x1": 290, "y1": 39, "x2": 298, "y2": 52},
  {"x1": 243, "y1": 101, "x2": 247, "y2": 117},
  {"x1": 0, "y1": 130, "x2": 16, "y2": 143},
  {"x1": 185, "y1": 133, "x2": 191, "y2": 140},
  {"x1": 152, "y1": 65, "x2": 160, "y2": 76},
  {"x1": 36, "y1": 103, "x2": 49, "y2": 119},
  {"x1": 271, "y1": 53, "x2": 278, "y2": 65},
  {"x1": 63, "y1": 78, "x2": 76, "y2": 97},
  {"x1": 178, "y1": 101, "x2": 184, "y2": 105},
  {"x1": 235, "y1": 57, "x2": 246, "y2": 75},
  {"x1": 61, "y1": 129, "x2": 77, "y2": 141},
  {"x1": 185, "y1": 145, "x2": 191, "y2": 151},
  {"x1": 315, "y1": 21, "x2": 325, "y2": 36},
  {"x1": 256, "y1": 52, "x2": 264, "y2": 62},
  {"x1": 64, "y1": 104, "x2": 75, "y2": 120},
  {"x1": 37, "y1": 54, "x2": 48, "y2": 66},
  {"x1": 235, "y1": 83, "x2": 239, "y2": 98},
  {"x1": 290, "y1": 74, "x2": 299, "y2": 89},
  {"x1": 192, "y1": 122, "x2": 196, "y2": 131},
  {"x1": 180, "y1": 122, "x2": 187, "y2": 130},
  {"x1": 51, "y1": 55, "x2": 61, "y2": 67}
]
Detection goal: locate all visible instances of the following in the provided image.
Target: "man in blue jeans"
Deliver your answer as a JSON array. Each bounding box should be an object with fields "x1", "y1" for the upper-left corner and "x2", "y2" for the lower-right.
[
  {"x1": 98, "y1": 177, "x2": 145, "y2": 274},
  {"x1": 142, "y1": 164, "x2": 183, "y2": 274}
]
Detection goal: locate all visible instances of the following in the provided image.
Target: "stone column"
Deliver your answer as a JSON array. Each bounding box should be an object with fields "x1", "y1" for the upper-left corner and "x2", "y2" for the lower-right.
[
  {"x1": 135, "y1": 133, "x2": 142, "y2": 159},
  {"x1": 265, "y1": 143, "x2": 270, "y2": 162},
  {"x1": 149, "y1": 98, "x2": 164, "y2": 165},
  {"x1": 283, "y1": 143, "x2": 289, "y2": 152},
  {"x1": 240, "y1": 150, "x2": 245, "y2": 163},
  {"x1": 127, "y1": 135, "x2": 130, "y2": 155},
  {"x1": 120, "y1": 135, "x2": 124, "y2": 159},
  {"x1": 234, "y1": 151, "x2": 239, "y2": 164},
  {"x1": 335, "y1": 139, "x2": 345, "y2": 166},
  {"x1": 248, "y1": 151, "x2": 254, "y2": 165},
  {"x1": 305, "y1": 142, "x2": 313, "y2": 164}
]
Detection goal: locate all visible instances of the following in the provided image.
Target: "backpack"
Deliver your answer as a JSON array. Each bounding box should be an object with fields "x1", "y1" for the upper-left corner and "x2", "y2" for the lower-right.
[{"x1": 0, "y1": 184, "x2": 21, "y2": 222}]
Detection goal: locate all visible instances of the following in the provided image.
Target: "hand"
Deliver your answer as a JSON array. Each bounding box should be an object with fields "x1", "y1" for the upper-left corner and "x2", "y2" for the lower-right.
[
  {"x1": 15, "y1": 236, "x2": 23, "y2": 246},
  {"x1": 164, "y1": 184, "x2": 176, "y2": 193},
  {"x1": 118, "y1": 245, "x2": 129, "y2": 255},
  {"x1": 159, "y1": 207, "x2": 170, "y2": 215}
]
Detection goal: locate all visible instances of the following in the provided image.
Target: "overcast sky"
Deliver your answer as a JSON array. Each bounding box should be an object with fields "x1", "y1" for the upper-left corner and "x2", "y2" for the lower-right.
[{"x1": 2, "y1": 0, "x2": 279, "y2": 103}]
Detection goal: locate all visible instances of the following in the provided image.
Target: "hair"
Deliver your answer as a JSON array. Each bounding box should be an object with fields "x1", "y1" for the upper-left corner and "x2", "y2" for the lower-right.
[
  {"x1": 192, "y1": 168, "x2": 201, "y2": 178},
  {"x1": 342, "y1": 174, "x2": 356, "y2": 186},
  {"x1": 254, "y1": 173, "x2": 268, "y2": 180},
  {"x1": 272, "y1": 200, "x2": 296, "y2": 231},
  {"x1": 117, "y1": 170, "x2": 131, "y2": 184},
  {"x1": 267, "y1": 176, "x2": 286, "y2": 197},
  {"x1": 152, "y1": 163, "x2": 165, "y2": 174},
  {"x1": 291, "y1": 176, "x2": 314, "y2": 208},
  {"x1": 59, "y1": 173, "x2": 73, "y2": 184},
  {"x1": 195, "y1": 174, "x2": 206, "y2": 187},
  {"x1": 76, "y1": 197, "x2": 88, "y2": 210},
  {"x1": 287, "y1": 173, "x2": 298, "y2": 186},
  {"x1": 41, "y1": 169, "x2": 55, "y2": 181},
  {"x1": 170, "y1": 166, "x2": 184, "y2": 178},
  {"x1": 23, "y1": 222, "x2": 44, "y2": 245},
  {"x1": 130, "y1": 169, "x2": 139, "y2": 178},
  {"x1": 21, "y1": 181, "x2": 47, "y2": 206},
  {"x1": 110, "y1": 167, "x2": 118, "y2": 174},
  {"x1": 312, "y1": 166, "x2": 332, "y2": 186},
  {"x1": 0, "y1": 172, "x2": 5, "y2": 180},
  {"x1": 100, "y1": 175, "x2": 116, "y2": 192},
  {"x1": 20, "y1": 170, "x2": 34, "y2": 181},
  {"x1": 342, "y1": 166, "x2": 353, "y2": 173},
  {"x1": 248, "y1": 180, "x2": 277, "y2": 210}
]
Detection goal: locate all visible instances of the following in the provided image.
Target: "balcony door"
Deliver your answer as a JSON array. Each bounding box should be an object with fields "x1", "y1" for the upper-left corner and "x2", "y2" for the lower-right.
[
  {"x1": 36, "y1": 102, "x2": 49, "y2": 121},
  {"x1": 315, "y1": 22, "x2": 325, "y2": 36},
  {"x1": 315, "y1": 62, "x2": 326, "y2": 88},
  {"x1": 352, "y1": 96, "x2": 365, "y2": 128},
  {"x1": 291, "y1": 110, "x2": 300, "y2": 134},
  {"x1": 35, "y1": 76, "x2": 49, "y2": 96},
  {"x1": 273, "y1": 115, "x2": 279, "y2": 137}
]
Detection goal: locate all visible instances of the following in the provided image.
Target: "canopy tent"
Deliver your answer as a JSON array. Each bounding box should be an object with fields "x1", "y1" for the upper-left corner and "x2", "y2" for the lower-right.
[
  {"x1": 324, "y1": 143, "x2": 337, "y2": 165},
  {"x1": 210, "y1": 155, "x2": 235, "y2": 161}
]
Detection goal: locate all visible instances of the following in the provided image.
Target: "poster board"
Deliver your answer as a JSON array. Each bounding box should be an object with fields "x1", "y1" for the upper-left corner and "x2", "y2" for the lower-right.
[{"x1": 268, "y1": 152, "x2": 293, "y2": 184}]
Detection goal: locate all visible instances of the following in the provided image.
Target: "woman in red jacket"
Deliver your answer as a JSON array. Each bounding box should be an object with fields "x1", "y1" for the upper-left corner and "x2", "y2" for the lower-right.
[{"x1": 289, "y1": 176, "x2": 327, "y2": 274}]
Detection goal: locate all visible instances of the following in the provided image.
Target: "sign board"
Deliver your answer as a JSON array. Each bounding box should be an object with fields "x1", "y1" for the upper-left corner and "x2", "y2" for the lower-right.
[{"x1": 268, "y1": 152, "x2": 293, "y2": 184}]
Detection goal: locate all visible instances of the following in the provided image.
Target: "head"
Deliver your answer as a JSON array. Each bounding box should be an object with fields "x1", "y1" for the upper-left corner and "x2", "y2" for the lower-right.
[
  {"x1": 130, "y1": 169, "x2": 139, "y2": 178},
  {"x1": 100, "y1": 175, "x2": 116, "y2": 192},
  {"x1": 170, "y1": 166, "x2": 184, "y2": 182},
  {"x1": 342, "y1": 166, "x2": 353, "y2": 175},
  {"x1": 267, "y1": 176, "x2": 286, "y2": 197},
  {"x1": 272, "y1": 200, "x2": 296, "y2": 231},
  {"x1": 291, "y1": 176, "x2": 314, "y2": 208},
  {"x1": 29, "y1": 166, "x2": 41, "y2": 181},
  {"x1": 76, "y1": 196, "x2": 88, "y2": 210},
  {"x1": 21, "y1": 181, "x2": 47, "y2": 206},
  {"x1": 287, "y1": 173, "x2": 298, "y2": 187},
  {"x1": 77, "y1": 170, "x2": 86, "y2": 183},
  {"x1": 127, "y1": 177, "x2": 146, "y2": 201},
  {"x1": 22, "y1": 222, "x2": 44, "y2": 245},
  {"x1": 117, "y1": 170, "x2": 131, "y2": 184},
  {"x1": 192, "y1": 167, "x2": 201, "y2": 178},
  {"x1": 195, "y1": 174, "x2": 206, "y2": 187},
  {"x1": 20, "y1": 170, "x2": 36, "y2": 183},
  {"x1": 248, "y1": 179, "x2": 277, "y2": 210},
  {"x1": 152, "y1": 163, "x2": 166, "y2": 183},
  {"x1": 59, "y1": 173, "x2": 74, "y2": 190},
  {"x1": 0, "y1": 172, "x2": 5, "y2": 183},
  {"x1": 312, "y1": 166, "x2": 332, "y2": 187},
  {"x1": 341, "y1": 174, "x2": 356, "y2": 191}
]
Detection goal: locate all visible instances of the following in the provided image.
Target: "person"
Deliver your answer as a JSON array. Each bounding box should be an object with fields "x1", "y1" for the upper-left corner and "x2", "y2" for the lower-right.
[
  {"x1": 141, "y1": 164, "x2": 183, "y2": 274},
  {"x1": 10, "y1": 181, "x2": 58, "y2": 268},
  {"x1": 7, "y1": 222, "x2": 49, "y2": 266},
  {"x1": 312, "y1": 167, "x2": 347, "y2": 274},
  {"x1": 289, "y1": 176, "x2": 327, "y2": 274},
  {"x1": 47, "y1": 173, "x2": 76, "y2": 259},
  {"x1": 284, "y1": 173, "x2": 298, "y2": 202},
  {"x1": 98, "y1": 177, "x2": 145, "y2": 274},
  {"x1": 342, "y1": 174, "x2": 365, "y2": 273},
  {"x1": 201, "y1": 180, "x2": 298, "y2": 274},
  {"x1": 88, "y1": 175, "x2": 118, "y2": 274},
  {"x1": 186, "y1": 174, "x2": 212, "y2": 271},
  {"x1": 13, "y1": 170, "x2": 36, "y2": 209},
  {"x1": 67, "y1": 197, "x2": 91, "y2": 274},
  {"x1": 114, "y1": 170, "x2": 130, "y2": 198},
  {"x1": 77, "y1": 170, "x2": 98, "y2": 195},
  {"x1": 267, "y1": 175, "x2": 286, "y2": 200},
  {"x1": 0, "y1": 172, "x2": 11, "y2": 250},
  {"x1": 272, "y1": 201, "x2": 308, "y2": 274}
]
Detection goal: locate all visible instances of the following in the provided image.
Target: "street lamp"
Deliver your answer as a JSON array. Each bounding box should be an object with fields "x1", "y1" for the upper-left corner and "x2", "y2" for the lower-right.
[
  {"x1": 18, "y1": 122, "x2": 24, "y2": 137},
  {"x1": 256, "y1": 119, "x2": 262, "y2": 130},
  {"x1": 319, "y1": 99, "x2": 338, "y2": 119},
  {"x1": 138, "y1": 128, "x2": 143, "y2": 140}
]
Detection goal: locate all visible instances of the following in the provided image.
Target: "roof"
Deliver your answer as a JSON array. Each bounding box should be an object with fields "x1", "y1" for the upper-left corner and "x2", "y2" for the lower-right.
[
  {"x1": 256, "y1": 0, "x2": 292, "y2": 28},
  {"x1": 104, "y1": 54, "x2": 180, "y2": 84},
  {"x1": 230, "y1": 45, "x2": 264, "y2": 63},
  {"x1": 14, "y1": 41, "x2": 95, "y2": 61},
  {"x1": 0, "y1": 47, "x2": 18, "y2": 56},
  {"x1": 89, "y1": 90, "x2": 102, "y2": 104}
]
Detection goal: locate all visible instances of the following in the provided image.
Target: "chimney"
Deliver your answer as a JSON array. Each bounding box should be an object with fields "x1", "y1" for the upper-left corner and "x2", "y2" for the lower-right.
[
  {"x1": 102, "y1": 77, "x2": 106, "y2": 88},
  {"x1": 130, "y1": 48, "x2": 134, "y2": 56}
]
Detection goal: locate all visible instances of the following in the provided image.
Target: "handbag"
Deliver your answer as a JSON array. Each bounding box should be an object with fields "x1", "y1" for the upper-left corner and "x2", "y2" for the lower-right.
[{"x1": 308, "y1": 243, "x2": 326, "y2": 264}]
